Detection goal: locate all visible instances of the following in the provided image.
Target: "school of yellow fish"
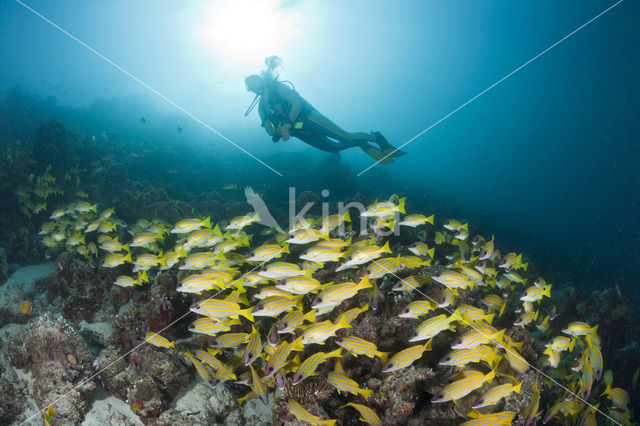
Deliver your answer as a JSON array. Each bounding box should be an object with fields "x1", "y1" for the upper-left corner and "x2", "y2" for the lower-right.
[{"x1": 39, "y1": 194, "x2": 634, "y2": 425}]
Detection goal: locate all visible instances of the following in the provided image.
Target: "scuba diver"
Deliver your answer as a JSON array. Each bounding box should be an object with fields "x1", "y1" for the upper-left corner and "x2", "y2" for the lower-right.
[{"x1": 245, "y1": 56, "x2": 406, "y2": 164}]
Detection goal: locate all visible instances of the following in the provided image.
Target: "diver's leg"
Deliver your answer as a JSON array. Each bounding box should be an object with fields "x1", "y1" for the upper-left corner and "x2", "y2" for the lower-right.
[
  {"x1": 294, "y1": 131, "x2": 342, "y2": 153},
  {"x1": 304, "y1": 111, "x2": 375, "y2": 145},
  {"x1": 305, "y1": 111, "x2": 405, "y2": 157},
  {"x1": 293, "y1": 130, "x2": 392, "y2": 164}
]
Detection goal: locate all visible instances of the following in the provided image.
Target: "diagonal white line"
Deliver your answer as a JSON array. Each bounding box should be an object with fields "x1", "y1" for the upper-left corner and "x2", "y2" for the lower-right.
[
  {"x1": 20, "y1": 261, "x2": 268, "y2": 425},
  {"x1": 14, "y1": 0, "x2": 283, "y2": 177},
  {"x1": 363, "y1": 254, "x2": 621, "y2": 425},
  {"x1": 357, "y1": 0, "x2": 625, "y2": 176}
]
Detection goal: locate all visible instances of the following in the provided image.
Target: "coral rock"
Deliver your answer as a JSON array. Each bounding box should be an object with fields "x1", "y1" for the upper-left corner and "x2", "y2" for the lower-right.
[{"x1": 21, "y1": 314, "x2": 95, "y2": 424}]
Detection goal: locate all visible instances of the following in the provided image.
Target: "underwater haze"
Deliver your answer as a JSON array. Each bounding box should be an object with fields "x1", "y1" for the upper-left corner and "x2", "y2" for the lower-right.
[
  {"x1": 2, "y1": 0, "x2": 638, "y2": 297},
  {"x1": 1, "y1": 0, "x2": 639, "y2": 425}
]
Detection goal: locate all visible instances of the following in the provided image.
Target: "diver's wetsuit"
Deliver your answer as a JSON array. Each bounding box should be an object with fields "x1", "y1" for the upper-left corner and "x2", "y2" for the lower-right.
[
  {"x1": 292, "y1": 113, "x2": 367, "y2": 153},
  {"x1": 261, "y1": 81, "x2": 373, "y2": 153}
]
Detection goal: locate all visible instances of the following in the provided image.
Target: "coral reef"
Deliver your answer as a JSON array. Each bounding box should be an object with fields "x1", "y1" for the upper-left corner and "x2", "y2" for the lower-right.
[
  {"x1": 18, "y1": 314, "x2": 95, "y2": 424},
  {"x1": 0, "y1": 351, "x2": 28, "y2": 424},
  {"x1": 373, "y1": 367, "x2": 436, "y2": 425},
  {"x1": 50, "y1": 252, "x2": 118, "y2": 323},
  {"x1": 94, "y1": 345, "x2": 191, "y2": 421}
]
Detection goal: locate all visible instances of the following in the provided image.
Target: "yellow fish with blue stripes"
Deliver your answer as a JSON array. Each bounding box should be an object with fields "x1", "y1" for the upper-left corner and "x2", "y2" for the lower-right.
[
  {"x1": 431, "y1": 369, "x2": 495, "y2": 403},
  {"x1": 287, "y1": 399, "x2": 336, "y2": 426},
  {"x1": 341, "y1": 403, "x2": 382, "y2": 426},
  {"x1": 382, "y1": 339, "x2": 432, "y2": 372}
]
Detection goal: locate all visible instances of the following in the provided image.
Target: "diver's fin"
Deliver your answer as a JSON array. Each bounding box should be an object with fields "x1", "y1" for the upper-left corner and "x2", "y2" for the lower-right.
[
  {"x1": 382, "y1": 148, "x2": 407, "y2": 158},
  {"x1": 372, "y1": 131, "x2": 406, "y2": 158},
  {"x1": 363, "y1": 146, "x2": 394, "y2": 165}
]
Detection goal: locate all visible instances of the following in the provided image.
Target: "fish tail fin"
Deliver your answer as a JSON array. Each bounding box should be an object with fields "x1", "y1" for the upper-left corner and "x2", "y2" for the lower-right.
[
  {"x1": 485, "y1": 313, "x2": 495, "y2": 324},
  {"x1": 381, "y1": 241, "x2": 392, "y2": 254},
  {"x1": 544, "y1": 284, "x2": 552, "y2": 298},
  {"x1": 327, "y1": 348, "x2": 342, "y2": 358},
  {"x1": 303, "y1": 310, "x2": 316, "y2": 323},
  {"x1": 397, "y1": 197, "x2": 406, "y2": 214},
  {"x1": 290, "y1": 336, "x2": 304, "y2": 352},
  {"x1": 336, "y1": 314, "x2": 352, "y2": 330},
  {"x1": 360, "y1": 388, "x2": 373, "y2": 401},
  {"x1": 203, "y1": 217, "x2": 212, "y2": 228},
  {"x1": 358, "y1": 274, "x2": 373, "y2": 290},
  {"x1": 124, "y1": 252, "x2": 132, "y2": 263},
  {"x1": 343, "y1": 210, "x2": 351, "y2": 223},
  {"x1": 378, "y1": 351, "x2": 389, "y2": 363},
  {"x1": 423, "y1": 338, "x2": 433, "y2": 352},
  {"x1": 283, "y1": 243, "x2": 290, "y2": 254},
  {"x1": 513, "y1": 382, "x2": 522, "y2": 393},
  {"x1": 239, "y1": 308, "x2": 254, "y2": 322},
  {"x1": 485, "y1": 368, "x2": 495, "y2": 384}
]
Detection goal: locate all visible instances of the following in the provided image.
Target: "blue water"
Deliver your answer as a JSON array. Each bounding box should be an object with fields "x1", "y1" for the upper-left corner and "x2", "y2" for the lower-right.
[{"x1": 1, "y1": 0, "x2": 639, "y2": 304}]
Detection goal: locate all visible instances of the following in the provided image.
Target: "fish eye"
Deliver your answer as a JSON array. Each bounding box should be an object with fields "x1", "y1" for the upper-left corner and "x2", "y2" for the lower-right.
[
  {"x1": 384, "y1": 362, "x2": 392, "y2": 369},
  {"x1": 444, "y1": 356, "x2": 450, "y2": 362},
  {"x1": 401, "y1": 308, "x2": 409, "y2": 314},
  {"x1": 281, "y1": 322, "x2": 287, "y2": 328},
  {"x1": 255, "y1": 304, "x2": 263, "y2": 310},
  {"x1": 476, "y1": 399, "x2": 483, "y2": 405},
  {"x1": 247, "y1": 352, "x2": 253, "y2": 359}
]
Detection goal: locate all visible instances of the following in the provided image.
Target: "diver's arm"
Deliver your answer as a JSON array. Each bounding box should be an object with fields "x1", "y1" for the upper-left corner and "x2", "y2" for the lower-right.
[
  {"x1": 278, "y1": 84, "x2": 301, "y2": 123},
  {"x1": 258, "y1": 106, "x2": 276, "y2": 136}
]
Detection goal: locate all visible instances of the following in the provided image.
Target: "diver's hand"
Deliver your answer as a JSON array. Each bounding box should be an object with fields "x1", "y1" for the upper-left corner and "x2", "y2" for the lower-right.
[{"x1": 278, "y1": 123, "x2": 291, "y2": 141}]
